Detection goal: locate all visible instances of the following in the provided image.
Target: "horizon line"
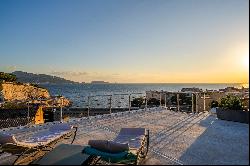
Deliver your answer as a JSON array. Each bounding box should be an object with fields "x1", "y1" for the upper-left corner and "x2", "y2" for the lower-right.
[{"x1": 41, "y1": 82, "x2": 249, "y2": 84}]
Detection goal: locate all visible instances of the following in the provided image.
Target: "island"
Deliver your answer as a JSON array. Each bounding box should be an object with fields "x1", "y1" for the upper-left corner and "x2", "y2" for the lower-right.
[{"x1": 91, "y1": 81, "x2": 109, "y2": 84}]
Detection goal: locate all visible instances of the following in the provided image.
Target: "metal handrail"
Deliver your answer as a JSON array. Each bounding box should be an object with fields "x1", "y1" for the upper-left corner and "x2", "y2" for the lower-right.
[{"x1": 1, "y1": 90, "x2": 248, "y2": 129}]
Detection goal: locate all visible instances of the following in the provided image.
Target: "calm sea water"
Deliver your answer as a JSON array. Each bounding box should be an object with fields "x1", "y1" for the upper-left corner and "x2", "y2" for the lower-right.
[{"x1": 41, "y1": 83, "x2": 248, "y2": 107}]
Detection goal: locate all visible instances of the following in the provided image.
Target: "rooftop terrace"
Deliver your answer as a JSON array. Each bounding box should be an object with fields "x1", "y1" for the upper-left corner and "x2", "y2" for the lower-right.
[{"x1": 0, "y1": 108, "x2": 249, "y2": 165}]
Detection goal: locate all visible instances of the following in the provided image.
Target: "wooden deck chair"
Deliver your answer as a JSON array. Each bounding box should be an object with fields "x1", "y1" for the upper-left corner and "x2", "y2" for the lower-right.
[
  {"x1": 82, "y1": 128, "x2": 149, "y2": 165},
  {"x1": 0, "y1": 123, "x2": 77, "y2": 165}
]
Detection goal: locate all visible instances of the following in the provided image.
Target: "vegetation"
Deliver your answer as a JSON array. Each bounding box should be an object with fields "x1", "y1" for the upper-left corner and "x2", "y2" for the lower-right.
[
  {"x1": 218, "y1": 95, "x2": 244, "y2": 110},
  {"x1": 30, "y1": 83, "x2": 46, "y2": 89},
  {"x1": 147, "y1": 98, "x2": 160, "y2": 106},
  {"x1": 0, "y1": 72, "x2": 46, "y2": 90},
  {"x1": 0, "y1": 101, "x2": 28, "y2": 109},
  {"x1": 12, "y1": 71, "x2": 78, "y2": 84},
  {"x1": 131, "y1": 97, "x2": 145, "y2": 107},
  {"x1": 170, "y1": 93, "x2": 192, "y2": 105},
  {"x1": 131, "y1": 97, "x2": 164, "y2": 107},
  {"x1": 0, "y1": 72, "x2": 17, "y2": 82}
]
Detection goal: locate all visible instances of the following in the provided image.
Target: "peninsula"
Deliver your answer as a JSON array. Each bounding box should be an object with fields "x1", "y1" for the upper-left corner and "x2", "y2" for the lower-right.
[{"x1": 12, "y1": 71, "x2": 80, "y2": 84}]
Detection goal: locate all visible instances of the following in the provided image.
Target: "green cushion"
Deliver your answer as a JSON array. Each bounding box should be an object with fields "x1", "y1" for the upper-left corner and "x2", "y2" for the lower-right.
[
  {"x1": 82, "y1": 146, "x2": 137, "y2": 163},
  {"x1": 88, "y1": 140, "x2": 129, "y2": 153}
]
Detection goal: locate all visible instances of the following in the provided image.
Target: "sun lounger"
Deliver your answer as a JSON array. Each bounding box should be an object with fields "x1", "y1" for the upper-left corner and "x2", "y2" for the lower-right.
[
  {"x1": 31, "y1": 144, "x2": 91, "y2": 165},
  {"x1": 0, "y1": 123, "x2": 77, "y2": 165},
  {"x1": 82, "y1": 128, "x2": 149, "y2": 165}
]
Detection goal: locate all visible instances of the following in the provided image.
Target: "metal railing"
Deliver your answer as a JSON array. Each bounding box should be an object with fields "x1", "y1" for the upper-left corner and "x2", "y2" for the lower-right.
[
  {"x1": 56, "y1": 92, "x2": 146, "y2": 121},
  {"x1": 0, "y1": 90, "x2": 249, "y2": 129},
  {"x1": 55, "y1": 91, "x2": 206, "y2": 121}
]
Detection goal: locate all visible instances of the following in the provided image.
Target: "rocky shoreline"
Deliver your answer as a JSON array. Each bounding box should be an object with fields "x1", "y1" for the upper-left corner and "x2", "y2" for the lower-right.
[{"x1": 0, "y1": 81, "x2": 71, "y2": 108}]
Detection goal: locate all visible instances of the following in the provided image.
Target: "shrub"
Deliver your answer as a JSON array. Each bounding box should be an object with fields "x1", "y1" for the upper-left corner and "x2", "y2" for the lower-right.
[
  {"x1": 30, "y1": 83, "x2": 45, "y2": 89},
  {"x1": 0, "y1": 101, "x2": 27, "y2": 109},
  {"x1": 15, "y1": 81, "x2": 24, "y2": 85},
  {"x1": 218, "y1": 95, "x2": 244, "y2": 110},
  {"x1": 0, "y1": 72, "x2": 17, "y2": 82},
  {"x1": 131, "y1": 97, "x2": 144, "y2": 107},
  {"x1": 147, "y1": 98, "x2": 160, "y2": 106},
  {"x1": 171, "y1": 93, "x2": 192, "y2": 105}
]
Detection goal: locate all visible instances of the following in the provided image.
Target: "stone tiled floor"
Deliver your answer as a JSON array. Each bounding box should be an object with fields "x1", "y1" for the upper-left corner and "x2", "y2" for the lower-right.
[{"x1": 1, "y1": 108, "x2": 249, "y2": 165}]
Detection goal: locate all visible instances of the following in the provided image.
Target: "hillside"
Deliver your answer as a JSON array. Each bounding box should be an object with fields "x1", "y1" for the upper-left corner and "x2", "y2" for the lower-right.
[{"x1": 12, "y1": 71, "x2": 79, "y2": 84}]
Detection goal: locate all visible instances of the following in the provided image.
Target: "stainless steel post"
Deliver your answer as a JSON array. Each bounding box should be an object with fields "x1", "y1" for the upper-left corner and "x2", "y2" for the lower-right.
[
  {"x1": 60, "y1": 98, "x2": 63, "y2": 122},
  {"x1": 128, "y1": 94, "x2": 131, "y2": 112},
  {"x1": 191, "y1": 93, "x2": 194, "y2": 113},
  {"x1": 164, "y1": 93, "x2": 167, "y2": 108},
  {"x1": 177, "y1": 93, "x2": 180, "y2": 111},
  {"x1": 196, "y1": 93, "x2": 199, "y2": 113},
  {"x1": 109, "y1": 95, "x2": 112, "y2": 114},
  {"x1": 159, "y1": 91, "x2": 162, "y2": 107},
  {"x1": 87, "y1": 96, "x2": 90, "y2": 117},
  {"x1": 203, "y1": 92, "x2": 206, "y2": 112}
]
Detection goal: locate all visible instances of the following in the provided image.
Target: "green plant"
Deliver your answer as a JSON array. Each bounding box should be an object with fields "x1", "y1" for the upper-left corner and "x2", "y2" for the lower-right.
[
  {"x1": 171, "y1": 94, "x2": 192, "y2": 105},
  {"x1": 219, "y1": 95, "x2": 244, "y2": 110},
  {"x1": 131, "y1": 97, "x2": 144, "y2": 107},
  {"x1": 0, "y1": 101, "x2": 27, "y2": 109},
  {"x1": 30, "y1": 83, "x2": 46, "y2": 89},
  {"x1": 15, "y1": 81, "x2": 24, "y2": 85},
  {"x1": 147, "y1": 98, "x2": 160, "y2": 106},
  {"x1": 0, "y1": 72, "x2": 17, "y2": 82}
]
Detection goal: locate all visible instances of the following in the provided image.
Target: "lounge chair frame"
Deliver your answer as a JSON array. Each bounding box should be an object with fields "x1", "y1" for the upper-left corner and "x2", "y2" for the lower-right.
[
  {"x1": 87, "y1": 129, "x2": 149, "y2": 165},
  {"x1": 0, "y1": 126, "x2": 78, "y2": 165}
]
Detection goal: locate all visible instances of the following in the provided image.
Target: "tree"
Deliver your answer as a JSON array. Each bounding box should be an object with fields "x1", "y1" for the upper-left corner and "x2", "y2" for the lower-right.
[{"x1": 0, "y1": 72, "x2": 17, "y2": 82}]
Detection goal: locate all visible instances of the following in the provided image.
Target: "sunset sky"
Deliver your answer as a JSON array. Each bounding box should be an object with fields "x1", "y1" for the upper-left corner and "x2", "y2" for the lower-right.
[{"x1": 0, "y1": 0, "x2": 249, "y2": 83}]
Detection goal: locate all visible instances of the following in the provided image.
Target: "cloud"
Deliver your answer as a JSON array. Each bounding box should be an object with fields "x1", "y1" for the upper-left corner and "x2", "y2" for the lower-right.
[
  {"x1": 50, "y1": 71, "x2": 88, "y2": 76},
  {"x1": 49, "y1": 70, "x2": 162, "y2": 83},
  {"x1": 0, "y1": 65, "x2": 18, "y2": 72}
]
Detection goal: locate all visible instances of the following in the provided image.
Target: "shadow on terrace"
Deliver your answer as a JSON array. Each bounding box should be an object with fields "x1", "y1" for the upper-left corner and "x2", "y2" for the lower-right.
[{"x1": 179, "y1": 115, "x2": 249, "y2": 165}]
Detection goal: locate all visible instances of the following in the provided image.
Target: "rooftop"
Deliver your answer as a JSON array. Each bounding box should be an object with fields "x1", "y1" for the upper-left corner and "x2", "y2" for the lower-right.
[{"x1": 1, "y1": 108, "x2": 249, "y2": 165}]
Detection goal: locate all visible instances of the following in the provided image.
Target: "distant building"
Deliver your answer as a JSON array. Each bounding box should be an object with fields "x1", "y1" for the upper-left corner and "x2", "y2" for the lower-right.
[
  {"x1": 181, "y1": 87, "x2": 202, "y2": 93},
  {"x1": 241, "y1": 87, "x2": 249, "y2": 93},
  {"x1": 146, "y1": 91, "x2": 163, "y2": 100},
  {"x1": 219, "y1": 87, "x2": 241, "y2": 93},
  {"x1": 145, "y1": 87, "x2": 249, "y2": 112}
]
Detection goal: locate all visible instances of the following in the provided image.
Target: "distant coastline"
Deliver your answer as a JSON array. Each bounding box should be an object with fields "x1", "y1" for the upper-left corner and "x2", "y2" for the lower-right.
[
  {"x1": 12, "y1": 71, "x2": 79, "y2": 84},
  {"x1": 7, "y1": 71, "x2": 248, "y2": 88}
]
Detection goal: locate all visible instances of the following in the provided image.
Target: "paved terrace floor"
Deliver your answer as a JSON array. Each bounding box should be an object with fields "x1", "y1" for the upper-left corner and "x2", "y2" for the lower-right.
[{"x1": 1, "y1": 108, "x2": 249, "y2": 165}]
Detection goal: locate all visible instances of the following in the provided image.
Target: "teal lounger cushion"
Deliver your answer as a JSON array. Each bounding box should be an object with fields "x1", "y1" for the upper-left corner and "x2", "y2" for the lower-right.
[
  {"x1": 88, "y1": 140, "x2": 129, "y2": 153},
  {"x1": 82, "y1": 146, "x2": 136, "y2": 163}
]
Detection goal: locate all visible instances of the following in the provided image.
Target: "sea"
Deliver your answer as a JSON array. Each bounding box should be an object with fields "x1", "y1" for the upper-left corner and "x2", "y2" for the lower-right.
[{"x1": 40, "y1": 83, "x2": 249, "y2": 108}]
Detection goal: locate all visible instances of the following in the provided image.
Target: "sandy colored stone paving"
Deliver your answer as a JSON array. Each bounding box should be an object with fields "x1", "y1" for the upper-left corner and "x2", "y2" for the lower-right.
[{"x1": 0, "y1": 108, "x2": 249, "y2": 165}]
